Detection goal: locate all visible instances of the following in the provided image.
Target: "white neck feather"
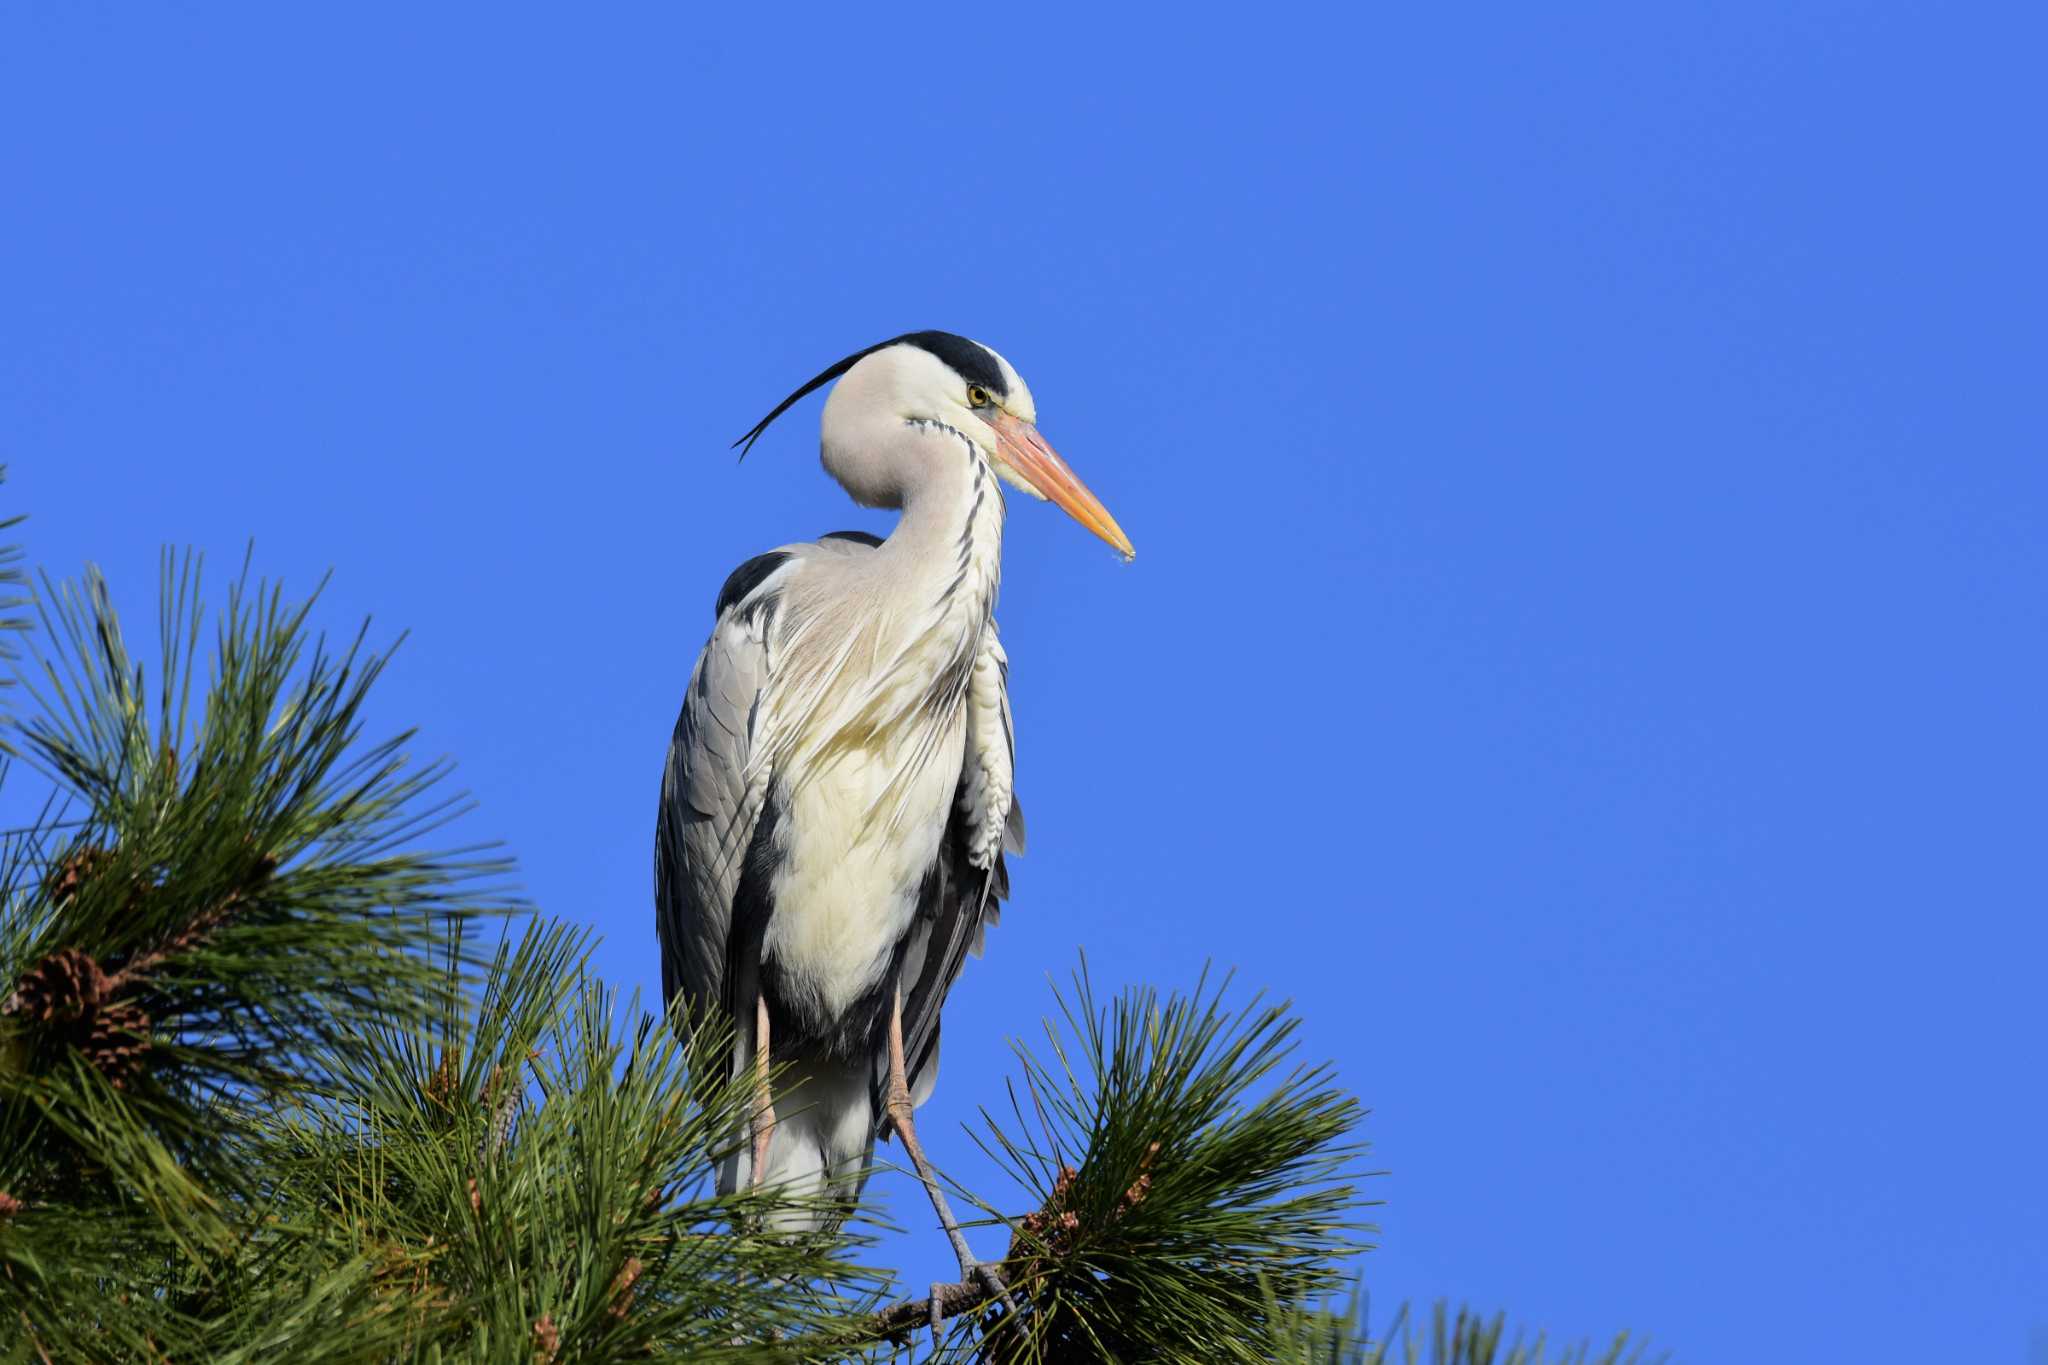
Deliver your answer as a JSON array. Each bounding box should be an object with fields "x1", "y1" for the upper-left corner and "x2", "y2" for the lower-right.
[{"x1": 880, "y1": 417, "x2": 1005, "y2": 631}]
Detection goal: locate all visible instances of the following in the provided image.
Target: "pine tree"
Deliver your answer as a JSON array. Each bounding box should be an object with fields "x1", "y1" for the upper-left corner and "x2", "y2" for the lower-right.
[{"x1": 0, "y1": 493, "x2": 1651, "y2": 1361}]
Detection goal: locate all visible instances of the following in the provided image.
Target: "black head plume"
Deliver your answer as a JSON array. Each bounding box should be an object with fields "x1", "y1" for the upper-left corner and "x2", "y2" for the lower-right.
[{"x1": 732, "y1": 331, "x2": 1010, "y2": 459}]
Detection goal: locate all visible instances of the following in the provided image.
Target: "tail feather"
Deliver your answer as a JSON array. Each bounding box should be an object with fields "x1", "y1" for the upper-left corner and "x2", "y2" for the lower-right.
[{"x1": 719, "y1": 1047, "x2": 875, "y2": 1232}]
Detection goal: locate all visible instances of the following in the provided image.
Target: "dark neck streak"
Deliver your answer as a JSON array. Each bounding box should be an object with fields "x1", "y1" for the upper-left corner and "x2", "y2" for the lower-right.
[{"x1": 890, "y1": 418, "x2": 1004, "y2": 624}]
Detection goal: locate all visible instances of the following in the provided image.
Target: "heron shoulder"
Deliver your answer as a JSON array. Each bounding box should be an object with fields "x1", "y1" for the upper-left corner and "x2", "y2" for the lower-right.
[
  {"x1": 713, "y1": 550, "x2": 796, "y2": 619},
  {"x1": 816, "y1": 529, "x2": 884, "y2": 551},
  {"x1": 713, "y1": 532, "x2": 891, "y2": 622}
]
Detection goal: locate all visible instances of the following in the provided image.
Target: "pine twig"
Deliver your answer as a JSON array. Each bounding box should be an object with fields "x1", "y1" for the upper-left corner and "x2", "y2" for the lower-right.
[{"x1": 865, "y1": 1271, "x2": 1006, "y2": 1342}]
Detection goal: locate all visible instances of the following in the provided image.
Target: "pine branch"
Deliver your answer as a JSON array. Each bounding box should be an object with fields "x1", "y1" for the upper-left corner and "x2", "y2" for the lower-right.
[
  {"x1": 868, "y1": 1276, "x2": 993, "y2": 1337},
  {"x1": 809, "y1": 960, "x2": 1375, "y2": 1362},
  {"x1": 265, "y1": 914, "x2": 890, "y2": 1359},
  {"x1": 5, "y1": 554, "x2": 511, "y2": 1113},
  {"x1": 0, "y1": 552, "x2": 509, "y2": 1357}
]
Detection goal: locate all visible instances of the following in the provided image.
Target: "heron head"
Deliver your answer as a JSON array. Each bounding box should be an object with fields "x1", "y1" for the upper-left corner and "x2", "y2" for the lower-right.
[{"x1": 734, "y1": 331, "x2": 1133, "y2": 560}]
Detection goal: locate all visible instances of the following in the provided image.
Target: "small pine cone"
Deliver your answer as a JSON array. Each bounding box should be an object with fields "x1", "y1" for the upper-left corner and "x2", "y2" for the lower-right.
[
  {"x1": 84, "y1": 999, "x2": 153, "y2": 1090},
  {"x1": 6, "y1": 947, "x2": 111, "y2": 1022},
  {"x1": 1118, "y1": 1142, "x2": 1162, "y2": 1215},
  {"x1": 0, "y1": 1189, "x2": 21, "y2": 1218},
  {"x1": 43, "y1": 847, "x2": 113, "y2": 905},
  {"x1": 1012, "y1": 1164, "x2": 1084, "y2": 1260},
  {"x1": 532, "y1": 1313, "x2": 560, "y2": 1362}
]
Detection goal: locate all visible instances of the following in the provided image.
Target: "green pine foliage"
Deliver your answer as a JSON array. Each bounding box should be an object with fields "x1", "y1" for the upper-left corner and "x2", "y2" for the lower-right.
[
  {"x1": 0, "y1": 553, "x2": 514, "y2": 1359},
  {"x1": 259, "y1": 916, "x2": 885, "y2": 1359},
  {"x1": 0, "y1": 518, "x2": 1652, "y2": 1361},
  {"x1": 949, "y1": 967, "x2": 1369, "y2": 1361},
  {"x1": 1269, "y1": 1293, "x2": 1660, "y2": 1365}
]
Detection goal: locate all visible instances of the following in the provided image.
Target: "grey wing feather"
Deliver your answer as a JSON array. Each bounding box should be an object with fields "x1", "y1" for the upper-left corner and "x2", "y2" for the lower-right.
[
  {"x1": 888, "y1": 812, "x2": 1010, "y2": 1114},
  {"x1": 655, "y1": 560, "x2": 788, "y2": 1033},
  {"x1": 998, "y1": 668, "x2": 1026, "y2": 857},
  {"x1": 886, "y1": 641, "x2": 1022, "y2": 1115}
]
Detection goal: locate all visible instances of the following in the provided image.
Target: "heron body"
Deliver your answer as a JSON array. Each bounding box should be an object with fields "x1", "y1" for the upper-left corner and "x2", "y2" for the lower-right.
[{"x1": 656, "y1": 332, "x2": 1130, "y2": 1237}]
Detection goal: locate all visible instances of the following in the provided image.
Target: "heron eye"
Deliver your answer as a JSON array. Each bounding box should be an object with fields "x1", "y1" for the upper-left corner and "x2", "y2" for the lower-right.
[{"x1": 967, "y1": 385, "x2": 989, "y2": 408}]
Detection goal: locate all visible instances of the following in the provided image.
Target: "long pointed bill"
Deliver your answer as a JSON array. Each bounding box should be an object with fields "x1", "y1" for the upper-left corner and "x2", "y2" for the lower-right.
[{"x1": 987, "y1": 408, "x2": 1135, "y2": 559}]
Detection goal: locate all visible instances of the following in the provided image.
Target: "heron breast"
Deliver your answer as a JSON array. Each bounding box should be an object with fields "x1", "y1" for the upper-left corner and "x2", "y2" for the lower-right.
[{"x1": 760, "y1": 736, "x2": 964, "y2": 1035}]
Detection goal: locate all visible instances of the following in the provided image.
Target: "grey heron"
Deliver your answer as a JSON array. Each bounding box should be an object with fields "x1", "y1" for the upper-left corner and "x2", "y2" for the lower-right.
[{"x1": 655, "y1": 331, "x2": 1131, "y2": 1286}]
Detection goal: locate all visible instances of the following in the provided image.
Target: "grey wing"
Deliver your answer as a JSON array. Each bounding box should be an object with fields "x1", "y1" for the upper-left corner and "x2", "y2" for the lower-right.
[
  {"x1": 888, "y1": 805, "x2": 1019, "y2": 1112},
  {"x1": 888, "y1": 633, "x2": 1027, "y2": 1111},
  {"x1": 655, "y1": 553, "x2": 790, "y2": 1034}
]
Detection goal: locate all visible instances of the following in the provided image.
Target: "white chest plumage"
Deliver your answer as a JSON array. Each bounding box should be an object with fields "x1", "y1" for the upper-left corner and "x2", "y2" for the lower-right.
[{"x1": 761, "y1": 707, "x2": 966, "y2": 1028}]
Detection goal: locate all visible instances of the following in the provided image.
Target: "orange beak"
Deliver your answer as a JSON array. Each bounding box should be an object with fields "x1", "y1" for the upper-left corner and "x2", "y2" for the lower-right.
[{"x1": 985, "y1": 408, "x2": 1135, "y2": 559}]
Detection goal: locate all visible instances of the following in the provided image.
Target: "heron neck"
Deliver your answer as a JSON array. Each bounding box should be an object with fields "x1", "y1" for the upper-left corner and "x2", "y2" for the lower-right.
[{"x1": 881, "y1": 431, "x2": 1005, "y2": 623}]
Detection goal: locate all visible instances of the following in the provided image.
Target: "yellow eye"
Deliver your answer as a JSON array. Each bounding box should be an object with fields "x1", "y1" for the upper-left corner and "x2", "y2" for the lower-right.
[{"x1": 967, "y1": 385, "x2": 989, "y2": 408}]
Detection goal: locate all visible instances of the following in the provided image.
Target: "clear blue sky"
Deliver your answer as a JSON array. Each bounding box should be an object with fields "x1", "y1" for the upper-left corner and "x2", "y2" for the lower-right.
[{"x1": 4, "y1": 5, "x2": 2042, "y2": 1359}]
